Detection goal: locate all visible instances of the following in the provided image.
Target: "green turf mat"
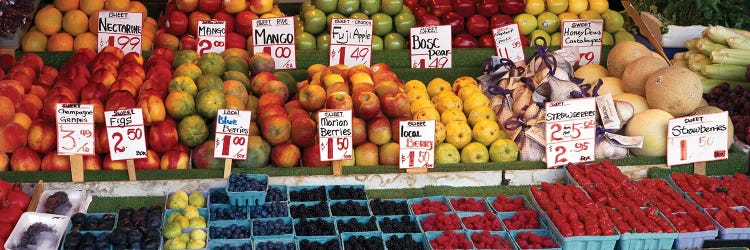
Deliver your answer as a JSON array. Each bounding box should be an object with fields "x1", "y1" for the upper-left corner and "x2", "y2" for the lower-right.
[{"x1": 87, "y1": 196, "x2": 166, "y2": 213}]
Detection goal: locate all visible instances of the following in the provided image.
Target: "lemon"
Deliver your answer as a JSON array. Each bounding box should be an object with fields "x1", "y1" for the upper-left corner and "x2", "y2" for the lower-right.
[{"x1": 525, "y1": 0, "x2": 545, "y2": 15}]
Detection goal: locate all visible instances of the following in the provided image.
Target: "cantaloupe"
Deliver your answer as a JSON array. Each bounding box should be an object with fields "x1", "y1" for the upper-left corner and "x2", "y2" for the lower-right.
[
  {"x1": 574, "y1": 64, "x2": 608, "y2": 85},
  {"x1": 613, "y1": 93, "x2": 649, "y2": 115},
  {"x1": 606, "y1": 41, "x2": 652, "y2": 78},
  {"x1": 692, "y1": 106, "x2": 734, "y2": 147},
  {"x1": 644, "y1": 66, "x2": 703, "y2": 117},
  {"x1": 624, "y1": 109, "x2": 674, "y2": 157},
  {"x1": 593, "y1": 77, "x2": 624, "y2": 96},
  {"x1": 621, "y1": 56, "x2": 668, "y2": 96}
]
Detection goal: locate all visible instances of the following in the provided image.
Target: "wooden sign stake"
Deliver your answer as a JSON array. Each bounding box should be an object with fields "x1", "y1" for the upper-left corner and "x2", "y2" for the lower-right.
[
  {"x1": 126, "y1": 159, "x2": 137, "y2": 181},
  {"x1": 27, "y1": 180, "x2": 44, "y2": 212},
  {"x1": 694, "y1": 161, "x2": 707, "y2": 175},
  {"x1": 406, "y1": 168, "x2": 428, "y2": 173},
  {"x1": 332, "y1": 161, "x2": 343, "y2": 176},
  {"x1": 223, "y1": 159, "x2": 233, "y2": 178},
  {"x1": 70, "y1": 155, "x2": 84, "y2": 183},
  {"x1": 621, "y1": 0, "x2": 672, "y2": 65}
]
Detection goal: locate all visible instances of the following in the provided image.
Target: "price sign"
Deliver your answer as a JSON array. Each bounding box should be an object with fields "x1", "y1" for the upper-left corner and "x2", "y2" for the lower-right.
[
  {"x1": 252, "y1": 17, "x2": 296, "y2": 69},
  {"x1": 104, "y1": 109, "x2": 147, "y2": 160},
  {"x1": 544, "y1": 98, "x2": 597, "y2": 167},
  {"x1": 561, "y1": 19, "x2": 603, "y2": 66},
  {"x1": 97, "y1": 11, "x2": 143, "y2": 55},
  {"x1": 197, "y1": 20, "x2": 226, "y2": 55},
  {"x1": 492, "y1": 23, "x2": 525, "y2": 63},
  {"x1": 329, "y1": 19, "x2": 373, "y2": 67},
  {"x1": 667, "y1": 112, "x2": 729, "y2": 166},
  {"x1": 399, "y1": 120, "x2": 435, "y2": 169},
  {"x1": 56, "y1": 104, "x2": 95, "y2": 155},
  {"x1": 410, "y1": 25, "x2": 451, "y2": 68},
  {"x1": 318, "y1": 110, "x2": 353, "y2": 161},
  {"x1": 214, "y1": 109, "x2": 252, "y2": 160}
]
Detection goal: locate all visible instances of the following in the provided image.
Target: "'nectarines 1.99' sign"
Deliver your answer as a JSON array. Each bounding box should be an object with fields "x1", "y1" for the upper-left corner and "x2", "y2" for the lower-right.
[
  {"x1": 318, "y1": 110, "x2": 353, "y2": 161},
  {"x1": 667, "y1": 112, "x2": 729, "y2": 166},
  {"x1": 409, "y1": 25, "x2": 452, "y2": 69},
  {"x1": 544, "y1": 98, "x2": 596, "y2": 168},
  {"x1": 56, "y1": 103, "x2": 95, "y2": 156},
  {"x1": 214, "y1": 109, "x2": 252, "y2": 160},
  {"x1": 97, "y1": 11, "x2": 142, "y2": 55},
  {"x1": 104, "y1": 108, "x2": 147, "y2": 161},
  {"x1": 329, "y1": 19, "x2": 373, "y2": 67},
  {"x1": 492, "y1": 23, "x2": 525, "y2": 63},
  {"x1": 252, "y1": 17, "x2": 296, "y2": 70},
  {"x1": 399, "y1": 120, "x2": 435, "y2": 169},
  {"x1": 561, "y1": 19, "x2": 603, "y2": 66},
  {"x1": 197, "y1": 20, "x2": 226, "y2": 56}
]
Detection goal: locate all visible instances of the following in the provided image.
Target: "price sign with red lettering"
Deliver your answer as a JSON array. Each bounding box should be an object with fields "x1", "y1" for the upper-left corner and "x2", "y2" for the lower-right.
[
  {"x1": 410, "y1": 25, "x2": 451, "y2": 68},
  {"x1": 56, "y1": 104, "x2": 95, "y2": 156},
  {"x1": 399, "y1": 120, "x2": 435, "y2": 169},
  {"x1": 492, "y1": 23, "x2": 525, "y2": 63},
  {"x1": 329, "y1": 19, "x2": 373, "y2": 67},
  {"x1": 252, "y1": 17, "x2": 296, "y2": 69},
  {"x1": 318, "y1": 110, "x2": 353, "y2": 161},
  {"x1": 97, "y1": 11, "x2": 142, "y2": 55},
  {"x1": 544, "y1": 98, "x2": 596, "y2": 167},
  {"x1": 197, "y1": 20, "x2": 226, "y2": 55},
  {"x1": 667, "y1": 112, "x2": 729, "y2": 166},
  {"x1": 561, "y1": 19, "x2": 603, "y2": 66},
  {"x1": 104, "y1": 109, "x2": 147, "y2": 160},
  {"x1": 214, "y1": 109, "x2": 252, "y2": 160}
]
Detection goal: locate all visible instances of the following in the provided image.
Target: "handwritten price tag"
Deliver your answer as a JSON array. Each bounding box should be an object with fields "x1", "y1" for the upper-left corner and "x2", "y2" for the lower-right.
[
  {"x1": 252, "y1": 17, "x2": 296, "y2": 69},
  {"x1": 197, "y1": 20, "x2": 226, "y2": 55},
  {"x1": 329, "y1": 19, "x2": 373, "y2": 67},
  {"x1": 214, "y1": 109, "x2": 252, "y2": 160},
  {"x1": 492, "y1": 23, "x2": 525, "y2": 63},
  {"x1": 97, "y1": 11, "x2": 142, "y2": 55},
  {"x1": 667, "y1": 112, "x2": 729, "y2": 166},
  {"x1": 399, "y1": 120, "x2": 435, "y2": 169},
  {"x1": 544, "y1": 98, "x2": 597, "y2": 167},
  {"x1": 410, "y1": 25, "x2": 451, "y2": 68},
  {"x1": 318, "y1": 110, "x2": 353, "y2": 161},
  {"x1": 104, "y1": 109, "x2": 147, "y2": 160},
  {"x1": 56, "y1": 104, "x2": 95, "y2": 156},
  {"x1": 561, "y1": 19, "x2": 603, "y2": 66}
]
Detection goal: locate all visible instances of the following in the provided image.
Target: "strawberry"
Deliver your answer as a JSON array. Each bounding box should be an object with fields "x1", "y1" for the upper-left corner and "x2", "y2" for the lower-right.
[{"x1": 450, "y1": 197, "x2": 488, "y2": 212}]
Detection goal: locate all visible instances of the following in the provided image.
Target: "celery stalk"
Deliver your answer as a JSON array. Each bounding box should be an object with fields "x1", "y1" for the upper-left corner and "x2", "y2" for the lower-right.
[
  {"x1": 726, "y1": 37, "x2": 750, "y2": 50},
  {"x1": 697, "y1": 38, "x2": 728, "y2": 55},
  {"x1": 731, "y1": 28, "x2": 750, "y2": 38},
  {"x1": 689, "y1": 58, "x2": 709, "y2": 72},
  {"x1": 701, "y1": 64, "x2": 749, "y2": 81},
  {"x1": 710, "y1": 49, "x2": 750, "y2": 65},
  {"x1": 703, "y1": 26, "x2": 744, "y2": 45},
  {"x1": 701, "y1": 78, "x2": 750, "y2": 93}
]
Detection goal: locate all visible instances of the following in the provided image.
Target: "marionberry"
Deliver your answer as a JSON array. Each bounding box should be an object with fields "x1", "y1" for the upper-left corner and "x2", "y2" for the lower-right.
[
  {"x1": 289, "y1": 186, "x2": 327, "y2": 202},
  {"x1": 295, "y1": 218, "x2": 335, "y2": 236},
  {"x1": 385, "y1": 234, "x2": 422, "y2": 249},
  {"x1": 290, "y1": 201, "x2": 330, "y2": 218},
  {"x1": 331, "y1": 200, "x2": 370, "y2": 216},
  {"x1": 370, "y1": 199, "x2": 409, "y2": 215},
  {"x1": 328, "y1": 186, "x2": 367, "y2": 200},
  {"x1": 337, "y1": 217, "x2": 378, "y2": 232},
  {"x1": 378, "y1": 216, "x2": 420, "y2": 233}
]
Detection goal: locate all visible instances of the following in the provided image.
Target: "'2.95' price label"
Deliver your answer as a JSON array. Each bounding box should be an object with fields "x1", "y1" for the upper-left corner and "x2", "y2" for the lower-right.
[
  {"x1": 97, "y1": 11, "x2": 143, "y2": 55},
  {"x1": 544, "y1": 98, "x2": 597, "y2": 167},
  {"x1": 410, "y1": 25, "x2": 452, "y2": 68},
  {"x1": 105, "y1": 109, "x2": 147, "y2": 160},
  {"x1": 56, "y1": 104, "x2": 95, "y2": 156},
  {"x1": 329, "y1": 19, "x2": 373, "y2": 67},
  {"x1": 561, "y1": 19, "x2": 603, "y2": 66},
  {"x1": 214, "y1": 109, "x2": 252, "y2": 160},
  {"x1": 318, "y1": 110, "x2": 353, "y2": 161},
  {"x1": 197, "y1": 20, "x2": 226, "y2": 55},
  {"x1": 253, "y1": 17, "x2": 296, "y2": 69},
  {"x1": 399, "y1": 120, "x2": 435, "y2": 169}
]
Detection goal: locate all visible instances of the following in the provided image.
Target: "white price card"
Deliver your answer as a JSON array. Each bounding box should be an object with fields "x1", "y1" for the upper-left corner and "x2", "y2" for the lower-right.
[
  {"x1": 97, "y1": 11, "x2": 143, "y2": 55},
  {"x1": 56, "y1": 104, "x2": 95, "y2": 156},
  {"x1": 252, "y1": 17, "x2": 296, "y2": 69},
  {"x1": 667, "y1": 112, "x2": 729, "y2": 166},
  {"x1": 329, "y1": 19, "x2": 373, "y2": 67},
  {"x1": 399, "y1": 120, "x2": 435, "y2": 169},
  {"x1": 318, "y1": 110, "x2": 353, "y2": 161},
  {"x1": 492, "y1": 23, "x2": 525, "y2": 63},
  {"x1": 561, "y1": 19, "x2": 604, "y2": 66},
  {"x1": 410, "y1": 25, "x2": 452, "y2": 68},
  {"x1": 214, "y1": 109, "x2": 252, "y2": 160},
  {"x1": 104, "y1": 109, "x2": 147, "y2": 160},
  {"x1": 197, "y1": 20, "x2": 226, "y2": 55},
  {"x1": 544, "y1": 98, "x2": 597, "y2": 167}
]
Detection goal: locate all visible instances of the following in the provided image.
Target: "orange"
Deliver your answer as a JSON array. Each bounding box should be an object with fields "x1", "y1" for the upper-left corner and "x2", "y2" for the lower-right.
[
  {"x1": 80, "y1": 0, "x2": 105, "y2": 16},
  {"x1": 54, "y1": 0, "x2": 79, "y2": 12},
  {"x1": 62, "y1": 10, "x2": 89, "y2": 36},
  {"x1": 128, "y1": 1, "x2": 148, "y2": 21},
  {"x1": 21, "y1": 30, "x2": 48, "y2": 52},
  {"x1": 47, "y1": 33, "x2": 74, "y2": 51},
  {"x1": 105, "y1": 0, "x2": 130, "y2": 11},
  {"x1": 88, "y1": 11, "x2": 99, "y2": 34},
  {"x1": 74, "y1": 32, "x2": 98, "y2": 51},
  {"x1": 34, "y1": 6, "x2": 63, "y2": 36}
]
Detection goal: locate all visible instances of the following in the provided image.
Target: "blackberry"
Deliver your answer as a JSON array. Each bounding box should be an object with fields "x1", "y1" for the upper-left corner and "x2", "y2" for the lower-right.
[
  {"x1": 330, "y1": 200, "x2": 370, "y2": 216},
  {"x1": 378, "y1": 216, "x2": 420, "y2": 233},
  {"x1": 337, "y1": 217, "x2": 378, "y2": 232},
  {"x1": 343, "y1": 235, "x2": 384, "y2": 250},
  {"x1": 290, "y1": 201, "x2": 330, "y2": 218},
  {"x1": 295, "y1": 218, "x2": 335, "y2": 236},
  {"x1": 289, "y1": 186, "x2": 327, "y2": 202},
  {"x1": 386, "y1": 234, "x2": 423, "y2": 249},
  {"x1": 328, "y1": 186, "x2": 366, "y2": 200},
  {"x1": 370, "y1": 199, "x2": 409, "y2": 215}
]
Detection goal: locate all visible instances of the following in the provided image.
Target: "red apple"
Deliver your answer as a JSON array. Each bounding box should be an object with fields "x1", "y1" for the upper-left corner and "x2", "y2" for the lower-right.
[
  {"x1": 412, "y1": 6, "x2": 428, "y2": 17},
  {"x1": 302, "y1": 144, "x2": 330, "y2": 167},
  {"x1": 379, "y1": 90, "x2": 410, "y2": 118},
  {"x1": 466, "y1": 14, "x2": 490, "y2": 36},
  {"x1": 453, "y1": 0, "x2": 476, "y2": 17},
  {"x1": 353, "y1": 91, "x2": 380, "y2": 120},
  {"x1": 198, "y1": 0, "x2": 222, "y2": 14},
  {"x1": 256, "y1": 104, "x2": 287, "y2": 124},
  {"x1": 490, "y1": 14, "x2": 514, "y2": 29},
  {"x1": 351, "y1": 82, "x2": 376, "y2": 97},
  {"x1": 165, "y1": 10, "x2": 189, "y2": 36},
  {"x1": 351, "y1": 117, "x2": 367, "y2": 146},
  {"x1": 212, "y1": 11, "x2": 235, "y2": 33},
  {"x1": 453, "y1": 33, "x2": 479, "y2": 48},
  {"x1": 176, "y1": 0, "x2": 199, "y2": 12},
  {"x1": 133, "y1": 149, "x2": 160, "y2": 170},
  {"x1": 367, "y1": 117, "x2": 392, "y2": 145},
  {"x1": 441, "y1": 12, "x2": 465, "y2": 35},
  {"x1": 404, "y1": 0, "x2": 419, "y2": 7},
  {"x1": 419, "y1": 14, "x2": 441, "y2": 27},
  {"x1": 370, "y1": 63, "x2": 392, "y2": 74},
  {"x1": 257, "y1": 93, "x2": 285, "y2": 110},
  {"x1": 291, "y1": 118, "x2": 317, "y2": 148},
  {"x1": 475, "y1": 0, "x2": 500, "y2": 17},
  {"x1": 325, "y1": 92, "x2": 353, "y2": 110},
  {"x1": 287, "y1": 108, "x2": 310, "y2": 123},
  {"x1": 500, "y1": 0, "x2": 525, "y2": 15},
  {"x1": 390, "y1": 115, "x2": 412, "y2": 144},
  {"x1": 271, "y1": 143, "x2": 301, "y2": 168},
  {"x1": 428, "y1": 0, "x2": 453, "y2": 17},
  {"x1": 478, "y1": 33, "x2": 495, "y2": 48},
  {"x1": 41, "y1": 152, "x2": 71, "y2": 171}
]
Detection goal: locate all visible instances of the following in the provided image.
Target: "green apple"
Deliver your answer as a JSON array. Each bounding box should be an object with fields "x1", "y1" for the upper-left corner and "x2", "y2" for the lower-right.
[
  {"x1": 380, "y1": 0, "x2": 403, "y2": 15},
  {"x1": 601, "y1": 9, "x2": 624, "y2": 33},
  {"x1": 602, "y1": 31, "x2": 613, "y2": 46},
  {"x1": 303, "y1": 9, "x2": 327, "y2": 34},
  {"x1": 460, "y1": 142, "x2": 489, "y2": 163},
  {"x1": 337, "y1": 0, "x2": 360, "y2": 16},
  {"x1": 394, "y1": 12, "x2": 416, "y2": 37},
  {"x1": 317, "y1": 33, "x2": 330, "y2": 50},
  {"x1": 314, "y1": 0, "x2": 338, "y2": 14},
  {"x1": 400, "y1": 6, "x2": 411, "y2": 14},
  {"x1": 371, "y1": 13, "x2": 393, "y2": 36},
  {"x1": 489, "y1": 138, "x2": 519, "y2": 162},
  {"x1": 372, "y1": 35, "x2": 384, "y2": 50},
  {"x1": 615, "y1": 30, "x2": 635, "y2": 43},
  {"x1": 187, "y1": 192, "x2": 206, "y2": 208},
  {"x1": 530, "y1": 29, "x2": 551, "y2": 47},
  {"x1": 349, "y1": 12, "x2": 369, "y2": 19},
  {"x1": 435, "y1": 143, "x2": 460, "y2": 164},
  {"x1": 536, "y1": 12, "x2": 559, "y2": 34},
  {"x1": 514, "y1": 13, "x2": 537, "y2": 35},
  {"x1": 327, "y1": 12, "x2": 346, "y2": 29},
  {"x1": 297, "y1": 32, "x2": 317, "y2": 50},
  {"x1": 384, "y1": 32, "x2": 405, "y2": 50},
  {"x1": 360, "y1": 0, "x2": 381, "y2": 15}
]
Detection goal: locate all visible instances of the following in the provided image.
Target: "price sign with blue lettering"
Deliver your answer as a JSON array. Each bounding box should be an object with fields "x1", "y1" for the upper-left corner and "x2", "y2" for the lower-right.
[
  {"x1": 399, "y1": 120, "x2": 435, "y2": 169},
  {"x1": 105, "y1": 109, "x2": 147, "y2": 160},
  {"x1": 492, "y1": 23, "x2": 525, "y2": 63},
  {"x1": 97, "y1": 11, "x2": 142, "y2": 55},
  {"x1": 544, "y1": 98, "x2": 597, "y2": 167},
  {"x1": 318, "y1": 110, "x2": 353, "y2": 161},
  {"x1": 561, "y1": 19, "x2": 603, "y2": 66},
  {"x1": 252, "y1": 17, "x2": 296, "y2": 69},
  {"x1": 667, "y1": 112, "x2": 729, "y2": 166},
  {"x1": 214, "y1": 109, "x2": 252, "y2": 160},
  {"x1": 410, "y1": 25, "x2": 451, "y2": 68},
  {"x1": 56, "y1": 104, "x2": 95, "y2": 156},
  {"x1": 329, "y1": 19, "x2": 373, "y2": 67},
  {"x1": 197, "y1": 20, "x2": 226, "y2": 56}
]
